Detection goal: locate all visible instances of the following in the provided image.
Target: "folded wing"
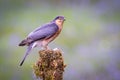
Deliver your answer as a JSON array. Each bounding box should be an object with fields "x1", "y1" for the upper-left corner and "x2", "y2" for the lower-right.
[{"x1": 19, "y1": 22, "x2": 58, "y2": 46}]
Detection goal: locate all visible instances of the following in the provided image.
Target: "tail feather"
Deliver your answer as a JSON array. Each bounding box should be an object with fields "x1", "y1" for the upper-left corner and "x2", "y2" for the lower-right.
[{"x1": 19, "y1": 43, "x2": 33, "y2": 66}]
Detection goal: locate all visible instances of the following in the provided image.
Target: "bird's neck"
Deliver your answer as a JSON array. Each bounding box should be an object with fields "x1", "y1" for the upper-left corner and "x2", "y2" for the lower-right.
[{"x1": 56, "y1": 22, "x2": 64, "y2": 30}]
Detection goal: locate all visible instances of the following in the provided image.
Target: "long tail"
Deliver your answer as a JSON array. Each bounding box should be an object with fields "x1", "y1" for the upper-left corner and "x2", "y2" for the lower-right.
[{"x1": 19, "y1": 43, "x2": 33, "y2": 66}]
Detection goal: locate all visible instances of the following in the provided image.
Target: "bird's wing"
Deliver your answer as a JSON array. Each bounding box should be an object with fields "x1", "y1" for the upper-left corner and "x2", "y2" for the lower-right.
[{"x1": 27, "y1": 22, "x2": 59, "y2": 42}]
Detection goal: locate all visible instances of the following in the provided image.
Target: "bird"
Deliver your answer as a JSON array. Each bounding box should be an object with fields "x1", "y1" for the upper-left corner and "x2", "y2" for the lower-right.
[{"x1": 18, "y1": 16, "x2": 65, "y2": 66}]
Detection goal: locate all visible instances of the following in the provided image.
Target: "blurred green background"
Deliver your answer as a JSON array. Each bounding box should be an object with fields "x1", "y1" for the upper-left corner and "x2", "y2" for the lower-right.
[{"x1": 0, "y1": 0, "x2": 120, "y2": 80}]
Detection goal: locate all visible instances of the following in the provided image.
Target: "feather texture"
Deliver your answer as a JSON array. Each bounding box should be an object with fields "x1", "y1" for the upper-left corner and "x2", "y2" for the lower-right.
[{"x1": 19, "y1": 22, "x2": 58, "y2": 46}]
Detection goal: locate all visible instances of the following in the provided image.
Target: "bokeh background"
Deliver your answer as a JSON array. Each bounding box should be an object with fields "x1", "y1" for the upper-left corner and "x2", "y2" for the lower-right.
[{"x1": 0, "y1": 0, "x2": 120, "y2": 80}]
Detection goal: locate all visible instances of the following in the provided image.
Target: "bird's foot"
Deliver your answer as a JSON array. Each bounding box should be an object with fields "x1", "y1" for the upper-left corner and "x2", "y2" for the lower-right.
[{"x1": 45, "y1": 46, "x2": 51, "y2": 50}]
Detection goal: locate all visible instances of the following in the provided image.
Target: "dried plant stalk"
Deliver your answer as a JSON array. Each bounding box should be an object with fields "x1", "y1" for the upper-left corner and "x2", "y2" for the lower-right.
[{"x1": 33, "y1": 48, "x2": 66, "y2": 80}]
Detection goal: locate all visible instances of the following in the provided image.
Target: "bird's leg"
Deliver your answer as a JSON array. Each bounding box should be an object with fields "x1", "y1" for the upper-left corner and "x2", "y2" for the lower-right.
[
  {"x1": 45, "y1": 46, "x2": 50, "y2": 50},
  {"x1": 42, "y1": 41, "x2": 50, "y2": 50},
  {"x1": 41, "y1": 45, "x2": 50, "y2": 50}
]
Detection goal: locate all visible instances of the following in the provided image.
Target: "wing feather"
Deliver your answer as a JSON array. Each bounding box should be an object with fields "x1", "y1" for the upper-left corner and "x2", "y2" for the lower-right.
[{"x1": 27, "y1": 22, "x2": 58, "y2": 42}]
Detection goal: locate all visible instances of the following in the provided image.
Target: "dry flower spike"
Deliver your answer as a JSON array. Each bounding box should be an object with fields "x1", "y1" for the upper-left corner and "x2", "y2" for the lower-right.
[{"x1": 33, "y1": 48, "x2": 66, "y2": 80}]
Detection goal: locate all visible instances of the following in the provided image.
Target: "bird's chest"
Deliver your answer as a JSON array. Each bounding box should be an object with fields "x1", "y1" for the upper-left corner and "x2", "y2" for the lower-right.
[{"x1": 46, "y1": 25, "x2": 62, "y2": 42}]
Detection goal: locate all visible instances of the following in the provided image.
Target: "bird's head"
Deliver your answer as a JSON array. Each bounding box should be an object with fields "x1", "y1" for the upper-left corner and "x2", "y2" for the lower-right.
[{"x1": 53, "y1": 16, "x2": 65, "y2": 26}]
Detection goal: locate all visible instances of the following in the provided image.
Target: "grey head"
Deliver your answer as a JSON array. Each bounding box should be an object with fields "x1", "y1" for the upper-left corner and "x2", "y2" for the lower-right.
[{"x1": 53, "y1": 16, "x2": 65, "y2": 22}]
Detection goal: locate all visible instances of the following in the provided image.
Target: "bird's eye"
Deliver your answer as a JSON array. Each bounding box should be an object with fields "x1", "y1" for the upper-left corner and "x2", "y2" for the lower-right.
[
  {"x1": 59, "y1": 18, "x2": 63, "y2": 21},
  {"x1": 59, "y1": 19, "x2": 61, "y2": 20}
]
